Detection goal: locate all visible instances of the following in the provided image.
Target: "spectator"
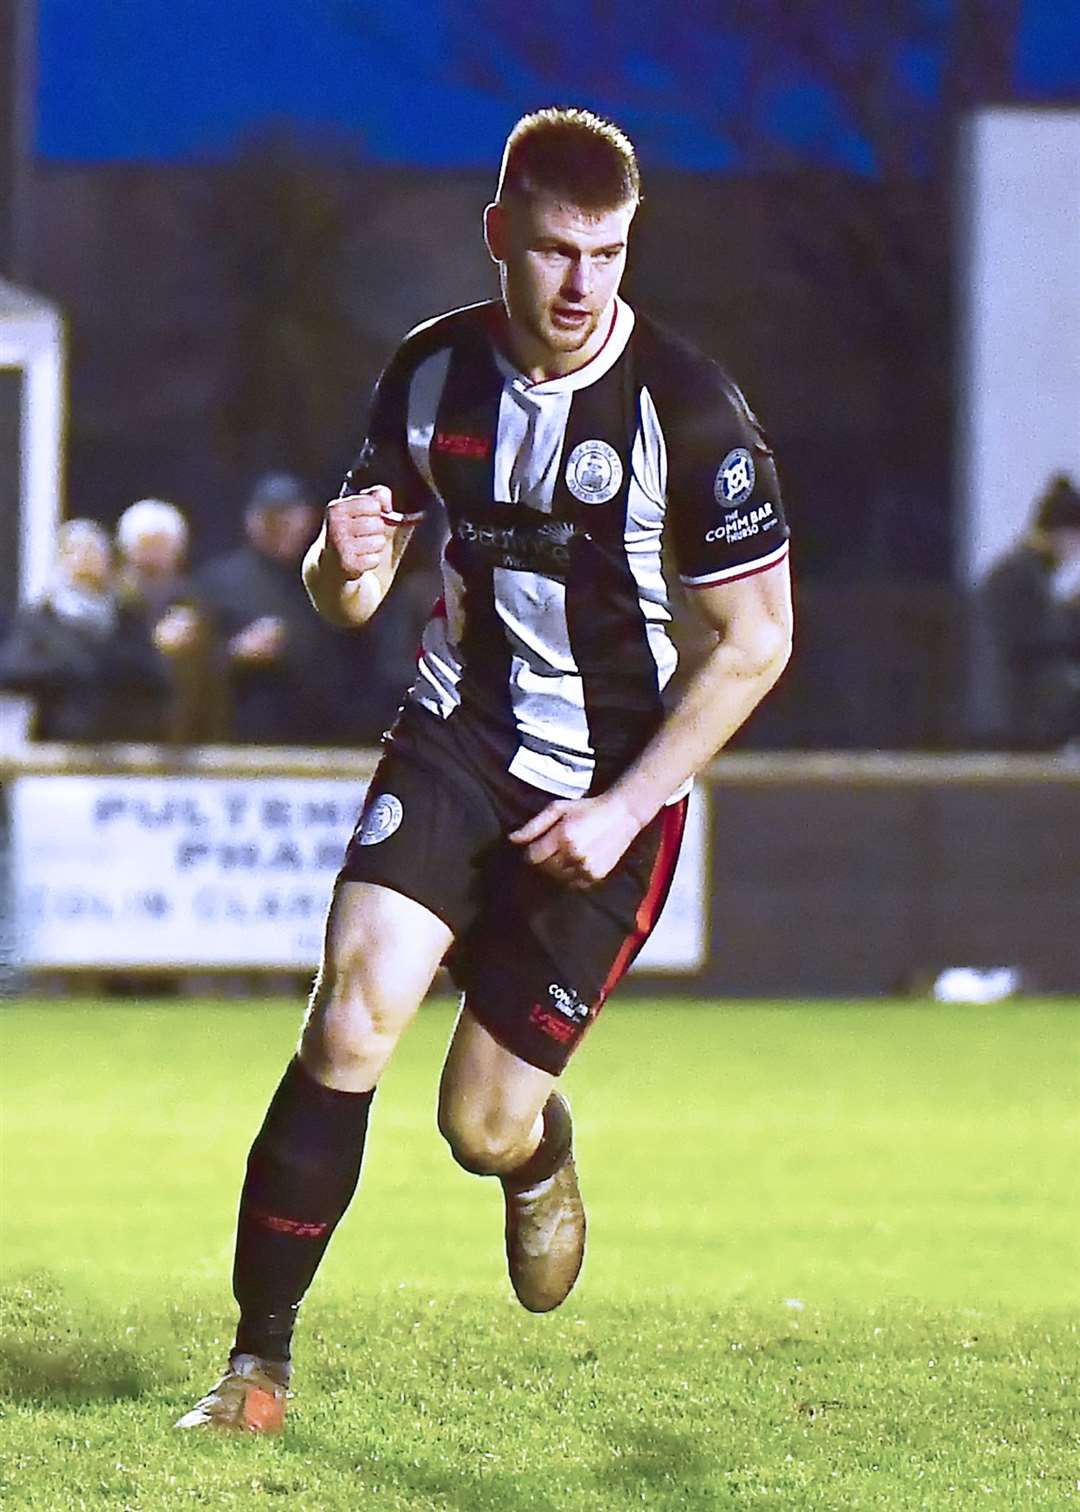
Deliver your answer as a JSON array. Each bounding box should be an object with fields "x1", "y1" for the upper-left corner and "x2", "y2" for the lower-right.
[
  {"x1": 0, "y1": 518, "x2": 170, "y2": 741},
  {"x1": 194, "y1": 472, "x2": 404, "y2": 744},
  {"x1": 116, "y1": 497, "x2": 191, "y2": 618},
  {"x1": 968, "y1": 474, "x2": 1080, "y2": 749},
  {"x1": 115, "y1": 498, "x2": 227, "y2": 742}
]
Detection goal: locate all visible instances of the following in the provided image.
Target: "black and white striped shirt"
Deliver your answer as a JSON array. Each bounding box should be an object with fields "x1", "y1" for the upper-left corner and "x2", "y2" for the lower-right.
[{"x1": 344, "y1": 297, "x2": 790, "y2": 800}]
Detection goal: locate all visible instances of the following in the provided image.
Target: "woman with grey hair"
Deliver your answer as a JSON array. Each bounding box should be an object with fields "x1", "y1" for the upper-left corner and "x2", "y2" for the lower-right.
[{"x1": 0, "y1": 517, "x2": 170, "y2": 741}]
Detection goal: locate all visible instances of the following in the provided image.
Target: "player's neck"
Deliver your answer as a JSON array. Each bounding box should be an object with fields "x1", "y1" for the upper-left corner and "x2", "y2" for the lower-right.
[{"x1": 499, "y1": 302, "x2": 617, "y2": 385}]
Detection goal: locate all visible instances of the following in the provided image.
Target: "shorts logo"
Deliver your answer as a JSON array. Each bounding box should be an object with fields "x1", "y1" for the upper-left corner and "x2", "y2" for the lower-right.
[
  {"x1": 530, "y1": 1005, "x2": 577, "y2": 1043},
  {"x1": 565, "y1": 440, "x2": 623, "y2": 505},
  {"x1": 714, "y1": 448, "x2": 756, "y2": 508},
  {"x1": 528, "y1": 982, "x2": 591, "y2": 1046},
  {"x1": 547, "y1": 981, "x2": 589, "y2": 1024},
  {"x1": 357, "y1": 793, "x2": 403, "y2": 846}
]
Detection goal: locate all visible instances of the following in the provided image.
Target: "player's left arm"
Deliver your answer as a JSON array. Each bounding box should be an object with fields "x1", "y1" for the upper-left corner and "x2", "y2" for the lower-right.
[
  {"x1": 510, "y1": 560, "x2": 792, "y2": 886},
  {"x1": 617, "y1": 555, "x2": 793, "y2": 806},
  {"x1": 511, "y1": 364, "x2": 793, "y2": 887}
]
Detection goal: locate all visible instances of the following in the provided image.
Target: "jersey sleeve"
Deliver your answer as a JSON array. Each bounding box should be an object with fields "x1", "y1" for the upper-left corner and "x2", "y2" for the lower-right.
[
  {"x1": 664, "y1": 370, "x2": 790, "y2": 589},
  {"x1": 339, "y1": 344, "x2": 437, "y2": 524}
]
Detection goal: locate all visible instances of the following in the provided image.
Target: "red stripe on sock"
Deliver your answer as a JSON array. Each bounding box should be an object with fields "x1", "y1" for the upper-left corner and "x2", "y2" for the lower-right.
[{"x1": 249, "y1": 1207, "x2": 330, "y2": 1239}]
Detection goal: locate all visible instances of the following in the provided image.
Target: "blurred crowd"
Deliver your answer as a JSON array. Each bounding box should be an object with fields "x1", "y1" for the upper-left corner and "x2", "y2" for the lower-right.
[
  {"x1": 967, "y1": 473, "x2": 1080, "y2": 751},
  {"x1": 0, "y1": 472, "x2": 440, "y2": 747},
  {"x1": 1, "y1": 470, "x2": 1078, "y2": 752}
]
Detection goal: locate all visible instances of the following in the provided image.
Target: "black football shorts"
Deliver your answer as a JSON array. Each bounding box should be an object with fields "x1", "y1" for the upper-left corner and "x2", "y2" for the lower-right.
[{"x1": 339, "y1": 709, "x2": 687, "y2": 1074}]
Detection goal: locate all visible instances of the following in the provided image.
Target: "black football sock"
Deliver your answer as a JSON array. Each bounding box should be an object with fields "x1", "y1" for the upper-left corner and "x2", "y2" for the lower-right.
[
  {"x1": 232, "y1": 1056, "x2": 373, "y2": 1364},
  {"x1": 502, "y1": 1092, "x2": 573, "y2": 1192}
]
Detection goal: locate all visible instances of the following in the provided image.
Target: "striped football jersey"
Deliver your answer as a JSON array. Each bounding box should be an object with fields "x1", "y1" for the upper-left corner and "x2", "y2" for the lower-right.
[{"x1": 343, "y1": 297, "x2": 790, "y2": 799}]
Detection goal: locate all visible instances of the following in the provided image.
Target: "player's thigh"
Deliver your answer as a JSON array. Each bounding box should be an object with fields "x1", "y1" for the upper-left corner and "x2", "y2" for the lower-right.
[
  {"x1": 437, "y1": 1006, "x2": 555, "y2": 1171},
  {"x1": 456, "y1": 799, "x2": 688, "y2": 1078},
  {"x1": 308, "y1": 734, "x2": 503, "y2": 1090},
  {"x1": 301, "y1": 879, "x2": 452, "y2": 1092}
]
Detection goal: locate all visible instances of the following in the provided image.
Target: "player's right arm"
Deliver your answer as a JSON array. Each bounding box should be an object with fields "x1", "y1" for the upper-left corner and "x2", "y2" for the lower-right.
[
  {"x1": 302, "y1": 487, "x2": 416, "y2": 628},
  {"x1": 304, "y1": 332, "x2": 438, "y2": 628}
]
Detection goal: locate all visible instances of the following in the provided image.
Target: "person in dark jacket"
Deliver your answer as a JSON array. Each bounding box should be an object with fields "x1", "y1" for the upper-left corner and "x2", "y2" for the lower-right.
[
  {"x1": 0, "y1": 518, "x2": 171, "y2": 742},
  {"x1": 115, "y1": 497, "x2": 228, "y2": 743},
  {"x1": 968, "y1": 474, "x2": 1080, "y2": 748},
  {"x1": 195, "y1": 473, "x2": 413, "y2": 745}
]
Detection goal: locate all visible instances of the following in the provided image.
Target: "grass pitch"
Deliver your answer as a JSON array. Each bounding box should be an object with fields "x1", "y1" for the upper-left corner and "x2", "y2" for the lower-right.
[{"x1": 1, "y1": 996, "x2": 1077, "y2": 1510}]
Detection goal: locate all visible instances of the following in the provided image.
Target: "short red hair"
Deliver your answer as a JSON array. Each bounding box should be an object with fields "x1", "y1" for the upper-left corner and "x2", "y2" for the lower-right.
[{"x1": 497, "y1": 107, "x2": 641, "y2": 212}]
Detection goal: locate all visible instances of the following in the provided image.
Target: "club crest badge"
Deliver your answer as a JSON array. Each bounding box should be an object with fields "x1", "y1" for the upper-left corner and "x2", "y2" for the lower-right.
[
  {"x1": 565, "y1": 440, "x2": 623, "y2": 505},
  {"x1": 714, "y1": 448, "x2": 756, "y2": 508},
  {"x1": 357, "y1": 793, "x2": 403, "y2": 846}
]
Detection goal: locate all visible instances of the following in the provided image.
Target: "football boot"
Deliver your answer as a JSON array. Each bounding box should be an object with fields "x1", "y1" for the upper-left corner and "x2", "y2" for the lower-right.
[
  {"x1": 175, "y1": 1353, "x2": 290, "y2": 1434},
  {"x1": 502, "y1": 1095, "x2": 586, "y2": 1312}
]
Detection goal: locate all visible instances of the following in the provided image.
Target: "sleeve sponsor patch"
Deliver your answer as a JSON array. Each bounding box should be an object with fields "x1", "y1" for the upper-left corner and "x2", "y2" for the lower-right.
[
  {"x1": 713, "y1": 448, "x2": 756, "y2": 508},
  {"x1": 704, "y1": 498, "x2": 780, "y2": 546},
  {"x1": 664, "y1": 373, "x2": 789, "y2": 586}
]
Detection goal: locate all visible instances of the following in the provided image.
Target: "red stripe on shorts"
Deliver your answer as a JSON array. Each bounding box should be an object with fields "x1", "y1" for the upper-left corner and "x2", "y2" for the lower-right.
[{"x1": 595, "y1": 798, "x2": 688, "y2": 1010}]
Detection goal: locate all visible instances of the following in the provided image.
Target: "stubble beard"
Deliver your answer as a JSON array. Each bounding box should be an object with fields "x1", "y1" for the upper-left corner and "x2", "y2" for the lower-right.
[{"x1": 527, "y1": 304, "x2": 601, "y2": 357}]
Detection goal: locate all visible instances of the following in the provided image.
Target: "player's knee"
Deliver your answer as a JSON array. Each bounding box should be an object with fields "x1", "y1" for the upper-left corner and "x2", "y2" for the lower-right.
[
  {"x1": 442, "y1": 1125, "x2": 515, "y2": 1176},
  {"x1": 437, "y1": 1101, "x2": 525, "y2": 1176},
  {"x1": 301, "y1": 962, "x2": 401, "y2": 1083}
]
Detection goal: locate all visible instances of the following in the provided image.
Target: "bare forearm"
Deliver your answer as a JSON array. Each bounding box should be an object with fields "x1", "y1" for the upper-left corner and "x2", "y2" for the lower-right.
[
  {"x1": 302, "y1": 530, "x2": 383, "y2": 627},
  {"x1": 609, "y1": 630, "x2": 791, "y2": 826},
  {"x1": 301, "y1": 519, "x2": 412, "y2": 628}
]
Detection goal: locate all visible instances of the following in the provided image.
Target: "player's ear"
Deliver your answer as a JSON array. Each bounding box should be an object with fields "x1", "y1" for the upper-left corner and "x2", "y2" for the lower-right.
[{"x1": 483, "y1": 201, "x2": 506, "y2": 263}]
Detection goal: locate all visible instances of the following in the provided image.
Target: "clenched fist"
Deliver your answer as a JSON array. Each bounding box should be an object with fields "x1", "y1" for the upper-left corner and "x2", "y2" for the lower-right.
[{"x1": 326, "y1": 486, "x2": 397, "y2": 579}]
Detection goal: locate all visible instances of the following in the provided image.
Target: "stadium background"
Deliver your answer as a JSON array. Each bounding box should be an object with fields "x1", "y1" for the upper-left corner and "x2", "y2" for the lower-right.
[
  {"x1": 0, "y1": 6, "x2": 1078, "y2": 1509},
  {"x1": 1, "y1": 0, "x2": 1078, "y2": 994}
]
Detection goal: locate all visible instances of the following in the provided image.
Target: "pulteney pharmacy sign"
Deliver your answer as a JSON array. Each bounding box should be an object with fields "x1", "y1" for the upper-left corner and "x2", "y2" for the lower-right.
[{"x1": 9, "y1": 775, "x2": 705, "y2": 972}]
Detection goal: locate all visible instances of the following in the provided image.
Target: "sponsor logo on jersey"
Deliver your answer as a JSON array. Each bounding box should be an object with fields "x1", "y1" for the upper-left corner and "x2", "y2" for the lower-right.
[
  {"x1": 454, "y1": 517, "x2": 580, "y2": 575},
  {"x1": 434, "y1": 430, "x2": 491, "y2": 460},
  {"x1": 705, "y1": 500, "x2": 776, "y2": 545},
  {"x1": 565, "y1": 439, "x2": 624, "y2": 505},
  {"x1": 357, "y1": 793, "x2": 403, "y2": 846},
  {"x1": 714, "y1": 447, "x2": 756, "y2": 508}
]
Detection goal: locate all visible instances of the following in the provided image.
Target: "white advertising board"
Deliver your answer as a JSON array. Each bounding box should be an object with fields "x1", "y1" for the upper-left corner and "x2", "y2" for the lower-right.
[{"x1": 10, "y1": 775, "x2": 706, "y2": 973}]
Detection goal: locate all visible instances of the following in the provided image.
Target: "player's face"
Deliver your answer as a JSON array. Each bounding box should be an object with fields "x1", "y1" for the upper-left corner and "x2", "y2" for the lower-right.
[{"x1": 488, "y1": 193, "x2": 635, "y2": 373}]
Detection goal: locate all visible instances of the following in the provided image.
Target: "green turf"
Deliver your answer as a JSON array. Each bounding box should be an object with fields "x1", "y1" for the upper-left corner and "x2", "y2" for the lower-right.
[{"x1": 1, "y1": 997, "x2": 1077, "y2": 1509}]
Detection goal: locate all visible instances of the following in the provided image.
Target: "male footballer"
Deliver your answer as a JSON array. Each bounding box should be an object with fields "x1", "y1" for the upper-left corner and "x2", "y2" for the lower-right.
[{"x1": 179, "y1": 107, "x2": 793, "y2": 1433}]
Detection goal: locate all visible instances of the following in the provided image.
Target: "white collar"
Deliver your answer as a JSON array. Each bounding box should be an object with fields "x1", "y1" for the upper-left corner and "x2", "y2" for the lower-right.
[{"x1": 493, "y1": 297, "x2": 636, "y2": 397}]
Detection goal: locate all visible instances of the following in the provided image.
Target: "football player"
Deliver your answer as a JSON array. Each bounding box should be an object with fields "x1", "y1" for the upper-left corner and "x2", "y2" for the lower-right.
[{"x1": 178, "y1": 107, "x2": 792, "y2": 1434}]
